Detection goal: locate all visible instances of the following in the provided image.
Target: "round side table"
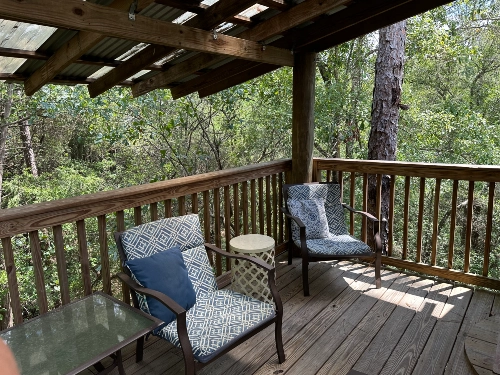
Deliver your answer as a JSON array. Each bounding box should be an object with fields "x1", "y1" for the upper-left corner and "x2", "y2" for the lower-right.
[{"x1": 229, "y1": 234, "x2": 275, "y2": 305}]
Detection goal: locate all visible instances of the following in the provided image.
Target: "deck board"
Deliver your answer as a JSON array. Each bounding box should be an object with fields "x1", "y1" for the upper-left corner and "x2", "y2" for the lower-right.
[{"x1": 94, "y1": 255, "x2": 500, "y2": 375}]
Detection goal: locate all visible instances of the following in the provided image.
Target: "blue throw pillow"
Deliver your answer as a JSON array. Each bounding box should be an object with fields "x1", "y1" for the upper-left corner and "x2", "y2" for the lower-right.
[{"x1": 125, "y1": 246, "x2": 196, "y2": 326}]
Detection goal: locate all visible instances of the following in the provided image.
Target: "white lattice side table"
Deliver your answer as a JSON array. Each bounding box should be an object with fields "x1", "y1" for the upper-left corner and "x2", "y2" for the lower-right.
[{"x1": 230, "y1": 234, "x2": 275, "y2": 305}]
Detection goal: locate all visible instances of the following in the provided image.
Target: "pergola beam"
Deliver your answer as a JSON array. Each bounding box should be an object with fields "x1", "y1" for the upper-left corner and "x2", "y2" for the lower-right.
[
  {"x1": 0, "y1": 0, "x2": 293, "y2": 94},
  {"x1": 0, "y1": 47, "x2": 164, "y2": 70},
  {"x1": 0, "y1": 73, "x2": 134, "y2": 87},
  {"x1": 138, "y1": 0, "x2": 350, "y2": 98},
  {"x1": 21, "y1": 0, "x2": 157, "y2": 97},
  {"x1": 87, "y1": 0, "x2": 258, "y2": 98}
]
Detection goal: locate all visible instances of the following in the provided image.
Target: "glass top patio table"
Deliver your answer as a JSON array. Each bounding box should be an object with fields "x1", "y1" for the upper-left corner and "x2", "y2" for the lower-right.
[{"x1": 0, "y1": 292, "x2": 161, "y2": 375}]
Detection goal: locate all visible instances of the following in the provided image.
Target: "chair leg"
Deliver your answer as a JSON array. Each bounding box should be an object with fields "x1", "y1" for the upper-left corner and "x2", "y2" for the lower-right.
[
  {"x1": 275, "y1": 315, "x2": 285, "y2": 363},
  {"x1": 375, "y1": 250, "x2": 382, "y2": 289},
  {"x1": 302, "y1": 258, "x2": 310, "y2": 296},
  {"x1": 135, "y1": 336, "x2": 144, "y2": 362}
]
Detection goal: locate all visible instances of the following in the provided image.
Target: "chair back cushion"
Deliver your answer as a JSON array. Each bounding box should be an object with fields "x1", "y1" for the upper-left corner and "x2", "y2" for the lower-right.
[
  {"x1": 286, "y1": 183, "x2": 348, "y2": 241},
  {"x1": 125, "y1": 246, "x2": 196, "y2": 325},
  {"x1": 120, "y1": 214, "x2": 218, "y2": 301},
  {"x1": 286, "y1": 198, "x2": 330, "y2": 239}
]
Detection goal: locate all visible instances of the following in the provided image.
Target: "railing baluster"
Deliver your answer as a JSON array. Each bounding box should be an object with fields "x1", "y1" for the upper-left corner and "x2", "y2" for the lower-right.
[
  {"x1": 338, "y1": 171, "x2": 344, "y2": 202},
  {"x1": 191, "y1": 193, "x2": 198, "y2": 214},
  {"x1": 326, "y1": 170, "x2": 332, "y2": 182},
  {"x1": 178, "y1": 196, "x2": 186, "y2": 216},
  {"x1": 224, "y1": 186, "x2": 231, "y2": 267},
  {"x1": 164, "y1": 199, "x2": 172, "y2": 218},
  {"x1": 403, "y1": 176, "x2": 411, "y2": 260},
  {"x1": 251, "y1": 179, "x2": 257, "y2": 234},
  {"x1": 259, "y1": 177, "x2": 264, "y2": 235},
  {"x1": 362, "y1": 173, "x2": 368, "y2": 243},
  {"x1": 214, "y1": 188, "x2": 222, "y2": 275},
  {"x1": 483, "y1": 182, "x2": 495, "y2": 277},
  {"x1": 2, "y1": 237, "x2": 23, "y2": 324},
  {"x1": 115, "y1": 210, "x2": 129, "y2": 304},
  {"x1": 376, "y1": 174, "x2": 382, "y2": 221},
  {"x1": 76, "y1": 220, "x2": 92, "y2": 296},
  {"x1": 29, "y1": 231, "x2": 48, "y2": 314},
  {"x1": 203, "y1": 191, "x2": 213, "y2": 266},
  {"x1": 464, "y1": 181, "x2": 475, "y2": 273},
  {"x1": 150, "y1": 202, "x2": 158, "y2": 221},
  {"x1": 242, "y1": 181, "x2": 249, "y2": 235},
  {"x1": 349, "y1": 172, "x2": 355, "y2": 235},
  {"x1": 431, "y1": 179, "x2": 441, "y2": 266},
  {"x1": 98, "y1": 215, "x2": 111, "y2": 295},
  {"x1": 448, "y1": 180, "x2": 459, "y2": 269},
  {"x1": 279, "y1": 173, "x2": 284, "y2": 244},
  {"x1": 388, "y1": 175, "x2": 395, "y2": 257},
  {"x1": 416, "y1": 177, "x2": 426, "y2": 263},
  {"x1": 53, "y1": 225, "x2": 70, "y2": 305},
  {"x1": 134, "y1": 206, "x2": 142, "y2": 226},
  {"x1": 272, "y1": 174, "x2": 278, "y2": 243},
  {"x1": 233, "y1": 184, "x2": 240, "y2": 237},
  {"x1": 266, "y1": 175, "x2": 272, "y2": 237}
]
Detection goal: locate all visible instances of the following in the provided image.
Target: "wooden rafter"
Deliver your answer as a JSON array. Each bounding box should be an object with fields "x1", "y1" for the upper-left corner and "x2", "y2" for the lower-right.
[
  {"x1": 0, "y1": 47, "x2": 164, "y2": 71},
  {"x1": 133, "y1": 0, "x2": 351, "y2": 98},
  {"x1": 21, "y1": 0, "x2": 157, "y2": 97},
  {"x1": 0, "y1": 0, "x2": 293, "y2": 79},
  {"x1": 168, "y1": 0, "x2": 351, "y2": 99},
  {"x1": 87, "y1": 0, "x2": 258, "y2": 98},
  {"x1": 0, "y1": 73, "x2": 134, "y2": 87}
]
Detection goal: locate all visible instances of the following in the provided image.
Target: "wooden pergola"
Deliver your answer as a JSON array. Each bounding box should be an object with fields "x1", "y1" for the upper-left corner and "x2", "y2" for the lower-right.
[{"x1": 0, "y1": 0, "x2": 453, "y2": 181}]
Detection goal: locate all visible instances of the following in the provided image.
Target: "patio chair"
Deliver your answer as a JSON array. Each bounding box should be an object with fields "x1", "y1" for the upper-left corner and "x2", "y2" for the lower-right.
[
  {"x1": 282, "y1": 182, "x2": 382, "y2": 296},
  {"x1": 114, "y1": 214, "x2": 285, "y2": 375}
]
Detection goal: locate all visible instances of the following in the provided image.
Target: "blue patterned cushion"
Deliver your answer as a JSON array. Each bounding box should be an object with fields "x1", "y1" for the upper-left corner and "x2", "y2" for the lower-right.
[
  {"x1": 287, "y1": 199, "x2": 330, "y2": 240},
  {"x1": 156, "y1": 290, "x2": 276, "y2": 363},
  {"x1": 126, "y1": 246, "x2": 197, "y2": 326},
  {"x1": 293, "y1": 234, "x2": 371, "y2": 256},
  {"x1": 120, "y1": 214, "x2": 217, "y2": 312},
  {"x1": 287, "y1": 184, "x2": 348, "y2": 238}
]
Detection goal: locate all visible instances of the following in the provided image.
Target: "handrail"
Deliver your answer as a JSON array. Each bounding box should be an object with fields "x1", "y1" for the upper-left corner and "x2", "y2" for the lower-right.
[{"x1": 0, "y1": 159, "x2": 292, "y2": 237}]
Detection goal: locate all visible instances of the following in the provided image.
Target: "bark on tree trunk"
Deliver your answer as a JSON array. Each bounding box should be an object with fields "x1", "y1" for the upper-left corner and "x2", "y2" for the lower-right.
[
  {"x1": 0, "y1": 83, "x2": 14, "y2": 206},
  {"x1": 19, "y1": 119, "x2": 38, "y2": 177},
  {"x1": 368, "y1": 21, "x2": 407, "y2": 249}
]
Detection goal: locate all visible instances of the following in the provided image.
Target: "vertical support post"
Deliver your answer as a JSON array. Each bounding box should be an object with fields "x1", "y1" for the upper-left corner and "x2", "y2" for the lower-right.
[{"x1": 292, "y1": 51, "x2": 317, "y2": 183}]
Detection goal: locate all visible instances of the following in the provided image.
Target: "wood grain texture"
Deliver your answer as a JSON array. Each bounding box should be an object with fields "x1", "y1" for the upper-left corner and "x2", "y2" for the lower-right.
[
  {"x1": 164, "y1": 199, "x2": 172, "y2": 218},
  {"x1": 0, "y1": 0, "x2": 294, "y2": 67},
  {"x1": 251, "y1": 179, "x2": 257, "y2": 234},
  {"x1": 350, "y1": 172, "x2": 355, "y2": 235},
  {"x1": 266, "y1": 175, "x2": 272, "y2": 237},
  {"x1": 403, "y1": 176, "x2": 410, "y2": 260},
  {"x1": 448, "y1": 180, "x2": 459, "y2": 269},
  {"x1": 0, "y1": 160, "x2": 291, "y2": 237},
  {"x1": 191, "y1": 193, "x2": 198, "y2": 214},
  {"x1": 388, "y1": 174, "x2": 395, "y2": 256},
  {"x1": 1, "y1": 237, "x2": 23, "y2": 324},
  {"x1": 134, "y1": 206, "x2": 142, "y2": 226},
  {"x1": 98, "y1": 215, "x2": 111, "y2": 295},
  {"x1": 259, "y1": 177, "x2": 264, "y2": 235},
  {"x1": 150, "y1": 202, "x2": 158, "y2": 221},
  {"x1": 76, "y1": 220, "x2": 92, "y2": 296},
  {"x1": 29, "y1": 231, "x2": 48, "y2": 314},
  {"x1": 53, "y1": 225, "x2": 70, "y2": 305},
  {"x1": 465, "y1": 181, "x2": 475, "y2": 273},
  {"x1": 242, "y1": 181, "x2": 249, "y2": 235},
  {"x1": 483, "y1": 182, "x2": 495, "y2": 276},
  {"x1": 214, "y1": 187, "x2": 222, "y2": 274},
  {"x1": 178, "y1": 195, "x2": 186, "y2": 216},
  {"x1": 431, "y1": 178, "x2": 441, "y2": 266},
  {"x1": 416, "y1": 177, "x2": 425, "y2": 263},
  {"x1": 233, "y1": 184, "x2": 239, "y2": 237}
]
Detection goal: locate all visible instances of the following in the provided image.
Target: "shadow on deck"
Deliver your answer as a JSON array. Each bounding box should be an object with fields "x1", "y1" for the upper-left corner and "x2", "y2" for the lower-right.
[{"x1": 87, "y1": 253, "x2": 498, "y2": 375}]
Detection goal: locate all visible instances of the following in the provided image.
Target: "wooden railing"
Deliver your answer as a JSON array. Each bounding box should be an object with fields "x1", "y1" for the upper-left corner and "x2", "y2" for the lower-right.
[
  {"x1": 314, "y1": 158, "x2": 500, "y2": 290},
  {"x1": 4, "y1": 156, "x2": 500, "y2": 326},
  {"x1": 0, "y1": 160, "x2": 291, "y2": 324}
]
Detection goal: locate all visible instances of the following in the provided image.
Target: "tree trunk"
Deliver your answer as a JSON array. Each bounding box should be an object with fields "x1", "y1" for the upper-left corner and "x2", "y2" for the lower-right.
[
  {"x1": 0, "y1": 83, "x2": 14, "y2": 206},
  {"x1": 367, "y1": 21, "x2": 407, "y2": 249},
  {"x1": 19, "y1": 119, "x2": 38, "y2": 177}
]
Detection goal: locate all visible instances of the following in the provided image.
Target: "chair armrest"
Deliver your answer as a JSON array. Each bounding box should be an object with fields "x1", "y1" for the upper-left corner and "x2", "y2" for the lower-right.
[
  {"x1": 114, "y1": 273, "x2": 186, "y2": 316},
  {"x1": 205, "y1": 243, "x2": 273, "y2": 272},
  {"x1": 280, "y1": 207, "x2": 306, "y2": 228},
  {"x1": 342, "y1": 203, "x2": 379, "y2": 223}
]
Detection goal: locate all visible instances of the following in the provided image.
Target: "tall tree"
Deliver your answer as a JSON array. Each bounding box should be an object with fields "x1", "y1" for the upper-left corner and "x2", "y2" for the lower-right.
[
  {"x1": 0, "y1": 84, "x2": 14, "y2": 206},
  {"x1": 368, "y1": 20, "x2": 408, "y2": 247}
]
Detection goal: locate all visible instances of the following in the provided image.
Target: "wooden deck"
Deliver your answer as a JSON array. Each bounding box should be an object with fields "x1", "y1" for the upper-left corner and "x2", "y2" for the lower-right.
[{"x1": 87, "y1": 254, "x2": 500, "y2": 375}]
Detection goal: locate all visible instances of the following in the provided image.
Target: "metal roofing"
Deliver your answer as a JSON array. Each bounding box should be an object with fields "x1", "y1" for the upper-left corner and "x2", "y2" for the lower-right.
[{"x1": 0, "y1": 0, "x2": 453, "y2": 98}]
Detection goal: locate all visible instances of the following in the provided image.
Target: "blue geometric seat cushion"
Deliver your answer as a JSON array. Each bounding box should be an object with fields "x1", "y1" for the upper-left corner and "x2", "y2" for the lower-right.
[
  {"x1": 294, "y1": 233, "x2": 371, "y2": 256},
  {"x1": 286, "y1": 184, "x2": 348, "y2": 242},
  {"x1": 156, "y1": 289, "x2": 276, "y2": 363},
  {"x1": 287, "y1": 198, "x2": 330, "y2": 239}
]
